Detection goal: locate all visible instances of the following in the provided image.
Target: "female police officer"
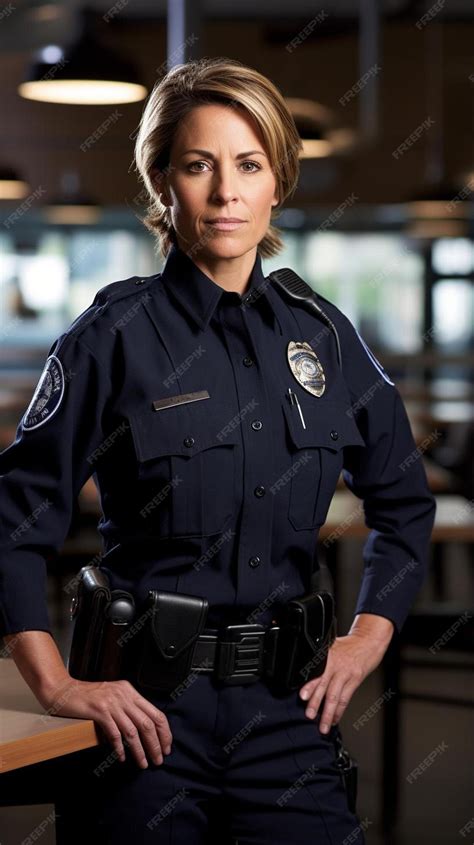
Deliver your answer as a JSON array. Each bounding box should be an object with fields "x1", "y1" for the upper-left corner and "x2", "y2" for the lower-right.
[{"x1": 0, "y1": 57, "x2": 435, "y2": 843}]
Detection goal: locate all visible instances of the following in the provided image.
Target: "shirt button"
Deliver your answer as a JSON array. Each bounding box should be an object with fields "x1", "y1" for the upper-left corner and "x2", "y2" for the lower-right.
[
  {"x1": 330, "y1": 430, "x2": 339, "y2": 441},
  {"x1": 249, "y1": 556, "x2": 261, "y2": 568},
  {"x1": 135, "y1": 278, "x2": 146, "y2": 285},
  {"x1": 184, "y1": 436, "x2": 195, "y2": 447},
  {"x1": 254, "y1": 485, "x2": 266, "y2": 497},
  {"x1": 243, "y1": 356, "x2": 254, "y2": 367},
  {"x1": 251, "y1": 420, "x2": 263, "y2": 431}
]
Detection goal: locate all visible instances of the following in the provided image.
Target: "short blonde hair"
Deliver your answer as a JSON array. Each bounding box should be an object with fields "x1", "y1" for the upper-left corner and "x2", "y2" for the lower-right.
[{"x1": 133, "y1": 57, "x2": 303, "y2": 259}]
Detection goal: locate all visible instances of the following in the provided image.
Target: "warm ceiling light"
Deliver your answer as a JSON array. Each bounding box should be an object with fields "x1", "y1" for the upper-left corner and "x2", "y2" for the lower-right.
[
  {"x1": 405, "y1": 182, "x2": 472, "y2": 219},
  {"x1": 299, "y1": 139, "x2": 333, "y2": 159},
  {"x1": 285, "y1": 97, "x2": 358, "y2": 159},
  {"x1": 42, "y1": 202, "x2": 102, "y2": 225},
  {"x1": 18, "y1": 9, "x2": 147, "y2": 105},
  {"x1": 0, "y1": 167, "x2": 29, "y2": 200},
  {"x1": 405, "y1": 219, "x2": 468, "y2": 239}
]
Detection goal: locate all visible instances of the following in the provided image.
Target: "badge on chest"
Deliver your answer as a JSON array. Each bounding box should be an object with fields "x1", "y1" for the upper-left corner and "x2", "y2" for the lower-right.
[{"x1": 286, "y1": 341, "x2": 325, "y2": 398}]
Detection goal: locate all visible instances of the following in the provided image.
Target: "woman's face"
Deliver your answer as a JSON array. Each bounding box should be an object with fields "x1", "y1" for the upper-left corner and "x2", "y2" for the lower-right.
[{"x1": 154, "y1": 102, "x2": 279, "y2": 260}]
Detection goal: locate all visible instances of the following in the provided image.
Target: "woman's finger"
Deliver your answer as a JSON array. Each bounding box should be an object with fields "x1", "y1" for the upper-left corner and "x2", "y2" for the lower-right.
[
  {"x1": 112, "y1": 710, "x2": 153, "y2": 769},
  {"x1": 134, "y1": 696, "x2": 173, "y2": 754},
  {"x1": 123, "y1": 703, "x2": 170, "y2": 764},
  {"x1": 304, "y1": 680, "x2": 328, "y2": 720},
  {"x1": 318, "y1": 683, "x2": 353, "y2": 732},
  {"x1": 97, "y1": 714, "x2": 128, "y2": 762},
  {"x1": 328, "y1": 680, "x2": 358, "y2": 726}
]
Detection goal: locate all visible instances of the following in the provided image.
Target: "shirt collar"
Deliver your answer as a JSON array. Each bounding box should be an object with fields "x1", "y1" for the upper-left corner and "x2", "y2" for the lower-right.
[{"x1": 159, "y1": 242, "x2": 278, "y2": 332}]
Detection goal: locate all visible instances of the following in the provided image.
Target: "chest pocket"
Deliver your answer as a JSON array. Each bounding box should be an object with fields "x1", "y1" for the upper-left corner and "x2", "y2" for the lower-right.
[
  {"x1": 129, "y1": 401, "x2": 241, "y2": 538},
  {"x1": 282, "y1": 395, "x2": 366, "y2": 530}
]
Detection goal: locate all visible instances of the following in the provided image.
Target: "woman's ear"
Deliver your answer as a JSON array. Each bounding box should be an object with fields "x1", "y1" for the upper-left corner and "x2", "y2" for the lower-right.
[{"x1": 151, "y1": 169, "x2": 170, "y2": 205}]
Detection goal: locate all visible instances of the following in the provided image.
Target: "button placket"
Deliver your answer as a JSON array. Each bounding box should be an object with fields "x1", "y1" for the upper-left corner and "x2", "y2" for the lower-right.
[{"x1": 217, "y1": 297, "x2": 273, "y2": 603}]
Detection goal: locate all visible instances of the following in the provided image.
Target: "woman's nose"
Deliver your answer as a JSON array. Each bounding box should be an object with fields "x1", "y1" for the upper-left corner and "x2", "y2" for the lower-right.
[{"x1": 210, "y1": 165, "x2": 239, "y2": 202}]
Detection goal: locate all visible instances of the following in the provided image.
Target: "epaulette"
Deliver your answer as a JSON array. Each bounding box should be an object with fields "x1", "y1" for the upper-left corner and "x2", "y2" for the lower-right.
[
  {"x1": 53, "y1": 273, "x2": 160, "y2": 353},
  {"x1": 92, "y1": 273, "x2": 159, "y2": 308}
]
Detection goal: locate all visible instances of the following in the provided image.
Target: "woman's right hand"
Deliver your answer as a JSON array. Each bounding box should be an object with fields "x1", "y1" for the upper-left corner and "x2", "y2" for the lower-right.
[{"x1": 41, "y1": 676, "x2": 173, "y2": 769}]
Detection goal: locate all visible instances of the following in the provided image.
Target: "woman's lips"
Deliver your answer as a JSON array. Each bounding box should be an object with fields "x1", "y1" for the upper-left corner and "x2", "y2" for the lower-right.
[{"x1": 205, "y1": 220, "x2": 246, "y2": 231}]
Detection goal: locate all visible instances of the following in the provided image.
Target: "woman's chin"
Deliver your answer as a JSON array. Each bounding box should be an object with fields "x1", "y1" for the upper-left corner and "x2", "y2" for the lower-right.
[{"x1": 194, "y1": 236, "x2": 253, "y2": 260}]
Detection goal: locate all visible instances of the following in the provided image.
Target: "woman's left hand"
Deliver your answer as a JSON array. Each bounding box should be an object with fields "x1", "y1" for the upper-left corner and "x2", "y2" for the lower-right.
[{"x1": 298, "y1": 630, "x2": 389, "y2": 734}]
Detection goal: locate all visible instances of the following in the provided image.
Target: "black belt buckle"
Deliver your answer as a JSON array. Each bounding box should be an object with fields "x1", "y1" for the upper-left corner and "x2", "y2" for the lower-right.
[{"x1": 215, "y1": 623, "x2": 266, "y2": 685}]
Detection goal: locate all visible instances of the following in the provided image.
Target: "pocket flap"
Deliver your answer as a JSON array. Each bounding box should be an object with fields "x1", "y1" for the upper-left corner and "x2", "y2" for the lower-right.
[
  {"x1": 130, "y1": 401, "x2": 241, "y2": 461},
  {"x1": 282, "y1": 397, "x2": 366, "y2": 451},
  {"x1": 148, "y1": 590, "x2": 209, "y2": 661}
]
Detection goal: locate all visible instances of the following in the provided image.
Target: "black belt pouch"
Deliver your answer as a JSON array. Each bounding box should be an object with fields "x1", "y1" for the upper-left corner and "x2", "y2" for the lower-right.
[
  {"x1": 137, "y1": 590, "x2": 209, "y2": 694},
  {"x1": 273, "y1": 590, "x2": 336, "y2": 691}
]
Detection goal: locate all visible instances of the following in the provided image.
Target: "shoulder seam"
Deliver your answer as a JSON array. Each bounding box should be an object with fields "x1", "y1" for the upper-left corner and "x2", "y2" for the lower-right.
[{"x1": 54, "y1": 274, "x2": 159, "y2": 353}]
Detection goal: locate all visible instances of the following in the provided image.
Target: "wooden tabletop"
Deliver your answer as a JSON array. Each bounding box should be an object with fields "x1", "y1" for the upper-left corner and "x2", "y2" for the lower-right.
[{"x1": 0, "y1": 659, "x2": 99, "y2": 773}]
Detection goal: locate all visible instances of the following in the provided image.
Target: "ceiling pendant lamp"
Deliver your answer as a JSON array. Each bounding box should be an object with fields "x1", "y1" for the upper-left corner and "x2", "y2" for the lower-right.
[
  {"x1": 0, "y1": 166, "x2": 29, "y2": 201},
  {"x1": 18, "y1": 6, "x2": 148, "y2": 105},
  {"x1": 285, "y1": 97, "x2": 359, "y2": 159}
]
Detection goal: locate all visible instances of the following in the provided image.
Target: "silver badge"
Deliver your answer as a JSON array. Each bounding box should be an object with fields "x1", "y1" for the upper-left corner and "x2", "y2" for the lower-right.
[
  {"x1": 287, "y1": 341, "x2": 325, "y2": 397},
  {"x1": 22, "y1": 354, "x2": 65, "y2": 430}
]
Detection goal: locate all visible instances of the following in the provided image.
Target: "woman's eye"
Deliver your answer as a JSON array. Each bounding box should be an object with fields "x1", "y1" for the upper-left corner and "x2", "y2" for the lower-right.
[
  {"x1": 241, "y1": 161, "x2": 261, "y2": 172},
  {"x1": 187, "y1": 160, "x2": 261, "y2": 173}
]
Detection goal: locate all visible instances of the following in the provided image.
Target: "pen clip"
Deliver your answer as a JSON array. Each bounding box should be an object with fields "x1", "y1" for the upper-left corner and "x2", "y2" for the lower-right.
[{"x1": 288, "y1": 388, "x2": 306, "y2": 429}]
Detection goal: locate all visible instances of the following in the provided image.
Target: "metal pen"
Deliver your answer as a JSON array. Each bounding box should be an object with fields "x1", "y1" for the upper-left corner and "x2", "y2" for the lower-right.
[{"x1": 287, "y1": 388, "x2": 306, "y2": 429}]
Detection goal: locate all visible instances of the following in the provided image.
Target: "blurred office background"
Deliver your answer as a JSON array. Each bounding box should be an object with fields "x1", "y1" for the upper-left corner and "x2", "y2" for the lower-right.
[{"x1": 0, "y1": 1, "x2": 473, "y2": 844}]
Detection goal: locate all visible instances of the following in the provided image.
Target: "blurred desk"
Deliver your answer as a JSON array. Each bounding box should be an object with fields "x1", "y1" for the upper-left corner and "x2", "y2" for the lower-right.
[
  {"x1": 404, "y1": 398, "x2": 474, "y2": 426},
  {"x1": 319, "y1": 492, "x2": 474, "y2": 542},
  {"x1": 336, "y1": 456, "x2": 455, "y2": 493},
  {"x1": 318, "y1": 491, "x2": 473, "y2": 616},
  {"x1": 0, "y1": 658, "x2": 98, "y2": 773},
  {"x1": 398, "y1": 381, "x2": 473, "y2": 402}
]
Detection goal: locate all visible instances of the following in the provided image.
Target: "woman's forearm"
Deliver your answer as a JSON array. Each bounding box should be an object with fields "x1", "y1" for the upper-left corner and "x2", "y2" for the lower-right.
[{"x1": 3, "y1": 630, "x2": 72, "y2": 709}]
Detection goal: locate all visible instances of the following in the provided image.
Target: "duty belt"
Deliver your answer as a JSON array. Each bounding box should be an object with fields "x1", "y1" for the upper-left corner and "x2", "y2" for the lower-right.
[
  {"x1": 191, "y1": 623, "x2": 281, "y2": 685},
  {"x1": 68, "y1": 568, "x2": 336, "y2": 692}
]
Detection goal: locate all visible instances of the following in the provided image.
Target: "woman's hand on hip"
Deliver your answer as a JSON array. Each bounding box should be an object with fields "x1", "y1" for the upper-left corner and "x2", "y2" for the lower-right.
[{"x1": 298, "y1": 631, "x2": 389, "y2": 734}]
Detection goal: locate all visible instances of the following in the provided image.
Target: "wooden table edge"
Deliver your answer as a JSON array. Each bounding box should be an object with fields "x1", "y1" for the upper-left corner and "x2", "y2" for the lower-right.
[{"x1": 1, "y1": 720, "x2": 100, "y2": 773}]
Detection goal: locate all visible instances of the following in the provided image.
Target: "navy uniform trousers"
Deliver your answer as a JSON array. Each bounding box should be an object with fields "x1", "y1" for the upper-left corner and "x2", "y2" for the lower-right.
[{"x1": 55, "y1": 671, "x2": 365, "y2": 844}]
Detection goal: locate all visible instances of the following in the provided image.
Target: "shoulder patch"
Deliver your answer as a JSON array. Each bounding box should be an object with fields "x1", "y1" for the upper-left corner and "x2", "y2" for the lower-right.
[
  {"x1": 355, "y1": 329, "x2": 395, "y2": 386},
  {"x1": 21, "y1": 355, "x2": 65, "y2": 431}
]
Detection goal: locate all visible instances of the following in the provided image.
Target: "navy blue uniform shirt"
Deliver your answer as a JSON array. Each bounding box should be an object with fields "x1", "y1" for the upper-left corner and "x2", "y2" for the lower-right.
[{"x1": 0, "y1": 243, "x2": 436, "y2": 638}]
